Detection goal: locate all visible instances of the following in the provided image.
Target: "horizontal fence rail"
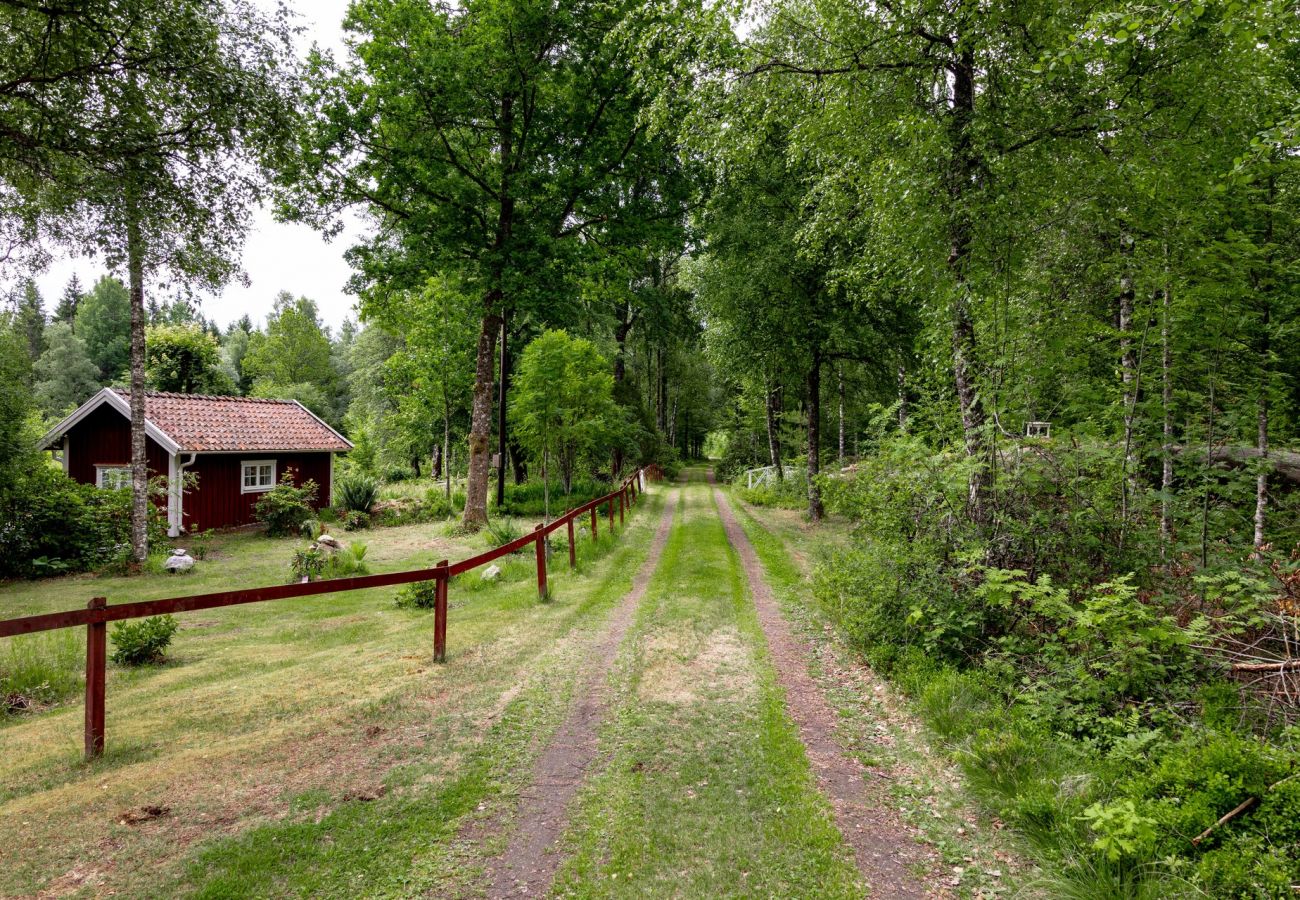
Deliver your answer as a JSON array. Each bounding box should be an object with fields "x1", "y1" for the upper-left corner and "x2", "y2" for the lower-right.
[{"x1": 0, "y1": 465, "x2": 663, "y2": 759}]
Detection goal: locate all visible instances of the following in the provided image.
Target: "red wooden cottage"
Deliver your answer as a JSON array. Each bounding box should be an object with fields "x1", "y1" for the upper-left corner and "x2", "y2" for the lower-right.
[{"x1": 39, "y1": 389, "x2": 353, "y2": 536}]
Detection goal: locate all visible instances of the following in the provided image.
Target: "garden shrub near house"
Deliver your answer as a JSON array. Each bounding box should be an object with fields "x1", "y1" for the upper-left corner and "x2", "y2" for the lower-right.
[
  {"x1": 253, "y1": 473, "x2": 319, "y2": 536},
  {"x1": 0, "y1": 464, "x2": 166, "y2": 578},
  {"x1": 110, "y1": 615, "x2": 179, "y2": 666}
]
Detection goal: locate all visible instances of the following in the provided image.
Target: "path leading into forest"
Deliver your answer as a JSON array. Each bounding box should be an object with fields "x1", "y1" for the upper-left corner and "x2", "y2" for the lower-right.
[{"x1": 469, "y1": 471, "x2": 944, "y2": 898}]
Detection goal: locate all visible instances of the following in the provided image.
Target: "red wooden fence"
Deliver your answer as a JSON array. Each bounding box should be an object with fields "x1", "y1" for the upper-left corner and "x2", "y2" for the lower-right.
[{"x1": 0, "y1": 465, "x2": 663, "y2": 759}]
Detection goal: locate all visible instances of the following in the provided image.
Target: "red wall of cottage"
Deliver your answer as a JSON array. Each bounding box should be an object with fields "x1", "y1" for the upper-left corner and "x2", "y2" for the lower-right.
[
  {"x1": 181, "y1": 453, "x2": 332, "y2": 531},
  {"x1": 65, "y1": 407, "x2": 334, "y2": 531},
  {"x1": 65, "y1": 404, "x2": 170, "y2": 484}
]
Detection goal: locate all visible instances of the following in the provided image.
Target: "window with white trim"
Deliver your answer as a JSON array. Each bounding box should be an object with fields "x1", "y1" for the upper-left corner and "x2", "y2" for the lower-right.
[
  {"x1": 241, "y1": 460, "x2": 277, "y2": 493},
  {"x1": 96, "y1": 466, "x2": 133, "y2": 490}
]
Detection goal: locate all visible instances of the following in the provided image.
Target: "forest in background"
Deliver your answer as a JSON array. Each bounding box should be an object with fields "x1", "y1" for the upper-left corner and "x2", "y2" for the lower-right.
[{"x1": 3, "y1": 0, "x2": 1300, "y2": 895}]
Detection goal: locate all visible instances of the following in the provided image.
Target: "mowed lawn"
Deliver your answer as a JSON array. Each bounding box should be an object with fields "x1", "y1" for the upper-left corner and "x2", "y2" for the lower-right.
[{"x1": 0, "y1": 494, "x2": 663, "y2": 897}]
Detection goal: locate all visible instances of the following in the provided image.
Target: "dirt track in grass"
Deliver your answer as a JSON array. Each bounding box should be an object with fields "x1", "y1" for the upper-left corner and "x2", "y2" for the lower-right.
[
  {"x1": 710, "y1": 475, "x2": 940, "y2": 898},
  {"x1": 475, "y1": 487, "x2": 678, "y2": 898}
]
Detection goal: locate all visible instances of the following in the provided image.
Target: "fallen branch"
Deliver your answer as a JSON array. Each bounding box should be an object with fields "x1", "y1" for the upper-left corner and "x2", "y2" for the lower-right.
[
  {"x1": 1192, "y1": 797, "x2": 1258, "y2": 846},
  {"x1": 1230, "y1": 658, "x2": 1300, "y2": 674}
]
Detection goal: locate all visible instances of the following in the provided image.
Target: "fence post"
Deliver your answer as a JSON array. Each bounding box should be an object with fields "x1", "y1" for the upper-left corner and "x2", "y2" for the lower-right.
[
  {"x1": 567, "y1": 517, "x2": 576, "y2": 569},
  {"x1": 590, "y1": 506, "x2": 598, "y2": 541},
  {"x1": 619, "y1": 489, "x2": 625, "y2": 524},
  {"x1": 85, "y1": 596, "x2": 107, "y2": 760},
  {"x1": 434, "y1": 561, "x2": 449, "y2": 663},
  {"x1": 608, "y1": 495, "x2": 615, "y2": 532},
  {"x1": 534, "y1": 524, "x2": 547, "y2": 600}
]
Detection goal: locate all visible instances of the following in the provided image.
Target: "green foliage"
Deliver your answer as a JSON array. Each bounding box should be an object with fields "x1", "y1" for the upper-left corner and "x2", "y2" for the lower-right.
[
  {"x1": 243, "y1": 294, "x2": 338, "y2": 413},
  {"x1": 110, "y1": 615, "x2": 179, "y2": 666},
  {"x1": 73, "y1": 277, "x2": 131, "y2": 381},
  {"x1": 0, "y1": 463, "x2": 166, "y2": 578},
  {"x1": 511, "y1": 330, "x2": 621, "y2": 515},
  {"x1": 253, "y1": 474, "x2": 319, "y2": 537},
  {"x1": 289, "y1": 546, "x2": 324, "y2": 582},
  {"x1": 491, "y1": 477, "x2": 610, "y2": 518},
  {"x1": 394, "y1": 580, "x2": 438, "y2": 610},
  {"x1": 335, "y1": 473, "x2": 379, "y2": 515},
  {"x1": 1, "y1": 630, "x2": 82, "y2": 714},
  {"x1": 189, "y1": 528, "x2": 215, "y2": 561},
  {"x1": 340, "y1": 510, "x2": 370, "y2": 532},
  {"x1": 484, "y1": 517, "x2": 524, "y2": 550},
  {"x1": 146, "y1": 322, "x2": 231, "y2": 393},
  {"x1": 33, "y1": 322, "x2": 101, "y2": 419},
  {"x1": 324, "y1": 543, "x2": 368, "y2": 578}
]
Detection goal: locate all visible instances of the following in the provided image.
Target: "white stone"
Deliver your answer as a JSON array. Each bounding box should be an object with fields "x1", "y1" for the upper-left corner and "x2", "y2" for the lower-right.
[
  {"x1": 316, "y1": 534, "x2": 343, "y2": 550},
  {"x1": 164, "y1": 550, "x2": 195, "y2": 573},
  {"x1": 482, "y1": 564, "x2": 502, "y2": 581}
]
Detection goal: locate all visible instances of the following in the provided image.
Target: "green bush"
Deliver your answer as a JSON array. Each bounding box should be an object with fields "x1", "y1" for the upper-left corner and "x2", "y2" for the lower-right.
[
  {"x1": 395, "y1": 580, "x2": 438, "y2": 609},
  {"x1": 341, "y1": 509, "x2": 370, "y2": 531},
  {"x1": 1, "y1": 630, "x2": 82, "y2": 714},
  {"x1": 110, "y1": 615, "x2": 179, "y2": 666},
  {"x1": 336, "y1": 473, "x2": 379, "y2": 515},
  {"x1": 253, "y1": 474, "x2": 319, "y2": 537},
  {"x1": 485, "y1": 517, "x2": 525, "y2": 549},
  {"x1": 0, "y1": 464, "x2": 167, "y2": 578},
  {"x1": 323, "y1": 543, "x2": 368, "y2": 578},
  {"x1": 289, "y1": 546, "x2": 325, "y2": 581}
]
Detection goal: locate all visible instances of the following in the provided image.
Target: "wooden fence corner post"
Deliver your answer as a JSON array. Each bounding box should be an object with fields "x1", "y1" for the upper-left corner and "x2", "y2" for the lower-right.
[
  {"x1": 433, "y1": 561, "x2": 449, "y2": 663},
  {"x1": 534, "y1": 524, "x2": 548, "y2": 600},
  {"x1": 591, "y1": 506, "x2": 598, "y2": 541},
  {"x1": 85, "y1": 596, "x2": 107, "y2": 760},
  {"x1": 567, "y1": 517, "x2": 576, "y2": 569}
]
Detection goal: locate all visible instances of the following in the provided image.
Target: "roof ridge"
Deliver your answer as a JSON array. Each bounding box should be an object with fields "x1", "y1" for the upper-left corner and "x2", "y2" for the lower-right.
[{"x1": 113, "y1": 388, "x2": 298, "y2": 404}]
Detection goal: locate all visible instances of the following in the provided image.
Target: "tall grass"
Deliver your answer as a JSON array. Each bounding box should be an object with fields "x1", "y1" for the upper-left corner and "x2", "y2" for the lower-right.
[{"x1": 1, "y1": 630, "x2": 82, "y2": 715}]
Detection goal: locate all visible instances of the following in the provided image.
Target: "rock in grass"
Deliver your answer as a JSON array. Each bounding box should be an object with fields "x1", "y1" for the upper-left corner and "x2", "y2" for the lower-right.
[
  {"x1": 482, "y1": 564, "x2": 502, "y2": 581},
  {"x1": 164, "y1": 550, "x2": 194, "y2": 573}
]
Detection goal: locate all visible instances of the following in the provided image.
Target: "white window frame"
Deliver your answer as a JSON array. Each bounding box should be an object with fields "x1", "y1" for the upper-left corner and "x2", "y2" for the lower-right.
[
  {"x1": 96, "y1": 465, "x2": 133, "y2": 490},
  {"x1": 241, "y1": 459, "x2": 277, "y2": 494}
]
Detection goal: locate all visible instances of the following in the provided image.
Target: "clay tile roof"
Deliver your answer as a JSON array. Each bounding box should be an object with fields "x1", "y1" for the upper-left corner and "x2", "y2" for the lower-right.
[{"x1": 113, "y1": 390, "x2": 353, "y2": 453}]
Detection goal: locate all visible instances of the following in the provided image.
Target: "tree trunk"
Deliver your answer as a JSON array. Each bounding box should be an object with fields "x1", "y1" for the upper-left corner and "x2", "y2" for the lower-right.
[
  {"x1": 542, "y1": 447, "x2": 549, "y2": 522},
  {"x1": 765, "y1": 381, "x2": 782, "y2": 479},
  {"x1": 1160, "y1": 274, "x2": 1173, "y2": 557},
  {"x1": 509, "y1": 436, "x2": 527, "y2": 484},
  {"x1": 807, "y1": 349, "x2": 824, "y2": 522},
  {"x1": 126, "y1": 199, "x2": 149, "y2": 565},
  {"x1": 496, "y1": 311, "x2": 508, "y2": 508},
  {"x1": 443, "y1": 389, "x2": 452, "y2": 501},
  {"x1": 462, "y1": 308, "x2": 501, "y2": 528},
  {"x1": 1118, "y1": 231, "x2": 1137, "y2": 526},
  {"x1": 897, "y1": 363, "x2": 908, "y2": 432},
  {"x1": 612, "y1": 306, "x2": 632, "y2": 476},
  {"x1": 837, "y1": 365, "x2": 845, "y2": 465},
  {"x1": 947, "y1": 48, "x2": 989, "y2": 524},
  {"x1": 432, "y1": 442, "x2": 442, "y2": 481},
  {"x1": 1254, "y1": 300, "x2": 1270, "y2": 549}
]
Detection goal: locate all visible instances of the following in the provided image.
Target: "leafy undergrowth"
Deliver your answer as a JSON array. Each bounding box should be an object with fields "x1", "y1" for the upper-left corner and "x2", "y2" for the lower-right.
[
  {"x1": 551, "y1": 482, "x2": 865, "y2": 897},
  {"x1": 752, "y1": 429, "x2": 1300, "y2": 899}
]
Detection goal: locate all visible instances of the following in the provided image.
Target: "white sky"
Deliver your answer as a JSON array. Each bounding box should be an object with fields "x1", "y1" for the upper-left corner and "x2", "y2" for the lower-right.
[{"x1": 34, "y1": 0, "x2": 362, "y2": 333}]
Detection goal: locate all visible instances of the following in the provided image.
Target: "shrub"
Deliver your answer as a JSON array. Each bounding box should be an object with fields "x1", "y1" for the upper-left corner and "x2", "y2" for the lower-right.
[
  {"x1": 341, "y1": 509, "x2": 370, "y2": 531},
  {"x1": 0, "y1": 464, "x2": 167, "y2": 578},
  {"x1": 290, "y1": 546, "x2": 325, "y2": 582},
  {"x1": 189, "y1": 527, "x2": 215, "y2": 560},
  {"x1": 485, "y1": 517, "x2": 524, "y2": 549},
  {"x1": 1, "y1": 630, "x2": 82, "y2": 714},
  {"x1": 110, "y1": 615, "x2": 179, "y2": 666},
  {"x1": 253, "y1": 473, "x2": 319, "y2": 537},
  {"x1": 336, "y1": 473, "x2": 379, "y2": 515},
  {"x1": 423, "y1": 488, "x2": 454, "y2": 520},
  {"x1": 395, "y1": 580, "x2": 438, "y2": 609},
  {"x1": 324, "y1": 543, "x2": 368, "y2": 578}
]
